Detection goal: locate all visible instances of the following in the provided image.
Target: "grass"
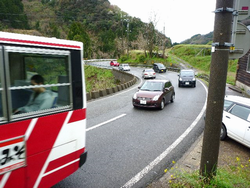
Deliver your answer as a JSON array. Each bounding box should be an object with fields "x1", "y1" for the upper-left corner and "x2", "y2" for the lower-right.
[
  {"x1": 84, "y1": 65, "x2": 116, "y2": 92},
  {"x1": 118, "y1": 50, "x2": 172, "y2": 67},
  {"x1": 168, "y1": 157, "x2": 250, "y2": 188},
  {"x1": 169, "y1": 44, "x2": 238, "y2": 85}
]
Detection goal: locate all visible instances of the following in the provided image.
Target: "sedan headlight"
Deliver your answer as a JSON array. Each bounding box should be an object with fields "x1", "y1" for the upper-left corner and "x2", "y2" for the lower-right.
[
  {"x1": 152, "y1": 95, "x2": 160, "y2": 101},
  {"x1": 133, "y1": 93, "x2": 137, "y2": 99},
  {"x1": 192, "y1": 78, "x2": 196, "y2": 81},
  {"x1": 179, "y1": 78, "x2": 182, "y2": 81}
]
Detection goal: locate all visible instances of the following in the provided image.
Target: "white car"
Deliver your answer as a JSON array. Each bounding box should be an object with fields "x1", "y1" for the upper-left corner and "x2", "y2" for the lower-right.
[
  {"x1": 142, "y1": 69, "x2": 156, "y2": 79},
  {"x1": 119, "y1": 64, "x2": 130, "y2": 71},
  {"x1": 221, "y1": 95, "x2": 250, "y2": 148}
]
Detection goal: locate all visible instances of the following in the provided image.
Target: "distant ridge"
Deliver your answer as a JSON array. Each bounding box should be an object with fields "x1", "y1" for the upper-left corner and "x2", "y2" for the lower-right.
[{"x1": 181, "y1": 32, "x2": 213, "y2": 44}]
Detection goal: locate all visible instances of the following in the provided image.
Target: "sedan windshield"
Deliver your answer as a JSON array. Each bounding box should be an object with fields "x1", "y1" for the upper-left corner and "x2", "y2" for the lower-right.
[
  {"x1": 158, "y1": 64, "x2": 165, "y2": 68},
  {"x1": 145, "y1": 69, "x2": 154, "y2": 72},
  {"x1": 140, "y1": 82, "x2": 163, "y2": 91}
]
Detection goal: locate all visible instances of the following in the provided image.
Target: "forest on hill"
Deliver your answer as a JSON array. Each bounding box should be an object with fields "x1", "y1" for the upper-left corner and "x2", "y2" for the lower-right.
[{"x1": 0, "y1": 0, "x2": 172, "y2": 59}]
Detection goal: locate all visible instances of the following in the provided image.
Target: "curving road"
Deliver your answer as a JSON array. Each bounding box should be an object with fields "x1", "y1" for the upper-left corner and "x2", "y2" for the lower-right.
[{"x1": 53, "y1": 63, "x2": 207, "y2": 188}]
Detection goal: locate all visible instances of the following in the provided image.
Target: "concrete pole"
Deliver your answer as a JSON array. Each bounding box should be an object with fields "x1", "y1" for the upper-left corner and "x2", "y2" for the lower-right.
[
  {"x1": 199, "y1": 0, "x2": 233, "y2": 180},
  {"x1": 127, "y1": 22, "x2": 130, "y2": 58}
]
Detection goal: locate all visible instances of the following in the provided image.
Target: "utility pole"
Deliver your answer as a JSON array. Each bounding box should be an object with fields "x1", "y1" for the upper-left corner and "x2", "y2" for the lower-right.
[
  {"x1": 162, "y1": 25, "x2": 166, "y2": 58},
  {"x1": 199, "y1": 0, "x2": 233, "y2": 180},
  {"x1": 126, "y1": 20, "x2": 130, "y2": 58},
  {"x1": 121, "y1": 14, "x2": 124, "y2": 55}
]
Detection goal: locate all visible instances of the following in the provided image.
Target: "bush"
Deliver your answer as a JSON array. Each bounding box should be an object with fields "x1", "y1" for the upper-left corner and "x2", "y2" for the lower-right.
[
  {"x1": 138, "y1": 55, "x2": 146, "y2": 63},
  {"x1": 120, "y1": 55, "x2": 128, "y2": 62}
]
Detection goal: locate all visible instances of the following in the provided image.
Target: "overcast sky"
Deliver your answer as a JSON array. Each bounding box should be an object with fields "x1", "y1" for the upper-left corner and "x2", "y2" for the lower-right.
[{"x1": 109, "y1": 0, "x2": 216, "y2": 43}]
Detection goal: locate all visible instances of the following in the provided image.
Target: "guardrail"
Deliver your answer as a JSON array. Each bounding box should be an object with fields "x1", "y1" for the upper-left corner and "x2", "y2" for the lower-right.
[{"x1": 84, "y1": 59, "x2": 116, "y2": 69}]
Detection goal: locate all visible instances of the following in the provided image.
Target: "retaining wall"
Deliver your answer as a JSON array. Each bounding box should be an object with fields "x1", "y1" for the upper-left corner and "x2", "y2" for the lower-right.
[{"x1": 86, "y1": 69, "x2": 137, "y2": 101}]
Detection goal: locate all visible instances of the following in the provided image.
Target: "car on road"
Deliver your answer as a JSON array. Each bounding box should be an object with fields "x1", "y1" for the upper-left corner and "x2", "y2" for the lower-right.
[
  {"x1": 119, "y1": 64, "x2": 130, "y2": 71},
  {"x1": 153, "y1": 63, "x2": 166, "y2": 73},
  {"x1": 221, "y1": 95, "x2": 250, "y2": 148},
  {"x1": 178, "y1": 69, "x2": 196, "y2": 87},
  {"x1": 110, "y1": 61, "x2": 119, "y2": 66},
  {"x1": 132, "y1": 79, "x2": 175, "y2": 110},
  {"x1": 142, "y1": 69, "x2": 156, "y2": 79}
]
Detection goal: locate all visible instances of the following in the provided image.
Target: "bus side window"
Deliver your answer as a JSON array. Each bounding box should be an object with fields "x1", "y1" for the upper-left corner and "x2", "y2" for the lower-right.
[
  {"x1": 57, "y1": 76, "x2": 70, "y2": 106},
  {"x1": 6, "y1": 48, "x2": 71, "y2": 118}
]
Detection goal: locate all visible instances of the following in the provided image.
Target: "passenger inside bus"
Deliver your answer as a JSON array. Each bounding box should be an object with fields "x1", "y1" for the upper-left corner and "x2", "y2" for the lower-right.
[{"x1": 14, "y1": 75, "x2": 56, "y2": 114}]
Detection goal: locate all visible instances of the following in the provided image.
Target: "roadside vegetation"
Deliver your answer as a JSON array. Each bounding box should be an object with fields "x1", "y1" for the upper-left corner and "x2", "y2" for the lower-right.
[
  {"x1": 84, "y1": 65, "x2": 117, "y2": 93},
  {"x1": 168, "y1": 44, "x2": 238, "y2": 85},
  {"x1": 168, "y1": 156, "x2": 250, "y2": 188},
  {"x1": 118, "y1": 51, "x2": 170, "y2": 67}
]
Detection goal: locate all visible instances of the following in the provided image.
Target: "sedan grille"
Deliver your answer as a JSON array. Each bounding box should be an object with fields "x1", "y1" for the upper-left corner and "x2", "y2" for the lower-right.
[{"x1": 137, "y1": 97, "x2": 151, "y2": 101}]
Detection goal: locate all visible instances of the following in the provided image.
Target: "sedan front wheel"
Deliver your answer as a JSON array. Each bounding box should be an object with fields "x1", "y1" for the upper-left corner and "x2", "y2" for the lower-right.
[{"x1": 160, "y1": 99, "x2": 165, "y2": 110}]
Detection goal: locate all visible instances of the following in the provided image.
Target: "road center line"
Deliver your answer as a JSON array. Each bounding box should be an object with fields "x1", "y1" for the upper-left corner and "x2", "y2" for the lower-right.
[
  {"x1": 121, "y1": 80, "x2": 208, "y2": 188},
  {"x1": 86, "y1": 114, "x2": 127, "y2": 132}
]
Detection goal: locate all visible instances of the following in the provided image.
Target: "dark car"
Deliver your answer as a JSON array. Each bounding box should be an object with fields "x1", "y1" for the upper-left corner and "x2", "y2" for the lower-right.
[
  {"x1": 178, "y1": 69, "x2": 196, "y2": 87},
  {"x1": 153, "y1": 63, "x2": 167, "y2": 73},
  {"x1": 132, "y1": 80, "x2": 175, "y2": 110}
]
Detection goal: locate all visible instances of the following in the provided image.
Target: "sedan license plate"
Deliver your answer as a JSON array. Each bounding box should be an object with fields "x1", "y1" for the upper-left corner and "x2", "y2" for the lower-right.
[
  {"x1": 185, "y1": 82, "x2": 190, "y2": 85},
  {"x1": 140, "y1": 100, "x2": 147, "y2": 104}
]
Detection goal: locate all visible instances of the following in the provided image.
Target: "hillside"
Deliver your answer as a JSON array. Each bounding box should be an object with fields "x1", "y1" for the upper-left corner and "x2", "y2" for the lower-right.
[
  {"x1": 0, "y1": 0, "x2": 171, "y2": 59},
  {"x1": 180, "y1": 32, "x2": 213, "y2": 45},
  {"x1": 169, "y1": 44, "x2": 237, "y2": 85}
]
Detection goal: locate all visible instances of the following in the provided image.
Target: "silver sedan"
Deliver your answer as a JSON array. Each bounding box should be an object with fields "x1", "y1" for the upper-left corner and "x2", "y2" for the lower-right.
[{"x1": 142, "y1": 69, "x2": 156, "y2": 79}]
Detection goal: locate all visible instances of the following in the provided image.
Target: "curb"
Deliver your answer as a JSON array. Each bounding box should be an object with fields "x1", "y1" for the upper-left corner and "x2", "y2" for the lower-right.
[
  {"x1": 227, "y1": 85, "x2": 242, "y2": 93},
  {"x1": 86, "y1": 69, "x2": 137, "y2": 101}
]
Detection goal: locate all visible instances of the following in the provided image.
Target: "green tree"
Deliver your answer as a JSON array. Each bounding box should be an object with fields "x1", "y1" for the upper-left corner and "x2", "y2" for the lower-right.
[
  {"x1": 146, "y1": 22, "x2": 156, "y2": 58},
  {"x1": 0, "y1": 0, "x2": 29, "y2": 29},
  {"x1": 98, "y1": 29, "x2": 115, "y2": 53},
  {"x1": 67, "y1": 22, "x2": 92, "y2": 58}
]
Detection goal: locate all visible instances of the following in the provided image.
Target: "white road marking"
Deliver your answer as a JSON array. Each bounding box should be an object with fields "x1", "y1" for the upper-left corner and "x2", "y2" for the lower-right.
[
  {"x1": 121, "y1": 80, "x2": 208, "y2": 188},
  {"x1": 86, "y1": 114, "x2": 127, "y2": 132}
]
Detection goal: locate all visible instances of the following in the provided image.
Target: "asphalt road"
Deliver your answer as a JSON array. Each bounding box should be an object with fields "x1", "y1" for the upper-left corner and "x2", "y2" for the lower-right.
[{"x1": 53, "y1": 64, "x2": 208, "y2": 188}]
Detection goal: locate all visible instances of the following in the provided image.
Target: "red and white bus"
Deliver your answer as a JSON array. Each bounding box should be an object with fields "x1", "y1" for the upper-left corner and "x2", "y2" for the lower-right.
[{"x1": 0, "y1": 32, "x2": 87, "y2": 188}]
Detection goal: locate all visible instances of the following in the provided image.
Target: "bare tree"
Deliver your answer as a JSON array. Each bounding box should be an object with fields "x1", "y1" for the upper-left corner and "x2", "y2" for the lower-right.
[{"x1": 145, "y1": 11, "x2": 160, "y2": 58}]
